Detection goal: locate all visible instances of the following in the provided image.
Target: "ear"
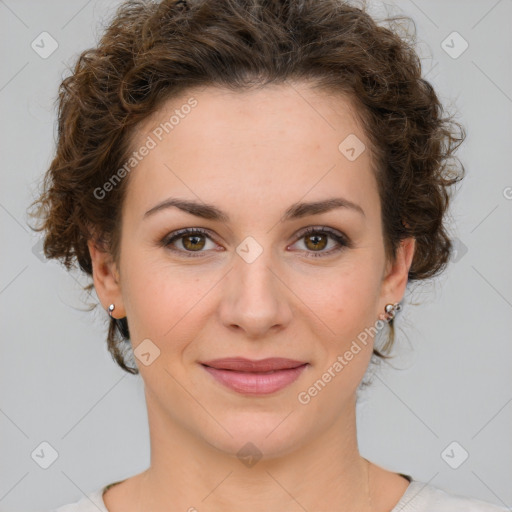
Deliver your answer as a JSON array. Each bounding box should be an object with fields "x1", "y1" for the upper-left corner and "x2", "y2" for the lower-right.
[
  {"x1": 87, "y1": 239, "x2": 125, "y2": 319},
  {"x1": 379, "y1": 237, "x2": 416, "y2": 306}
]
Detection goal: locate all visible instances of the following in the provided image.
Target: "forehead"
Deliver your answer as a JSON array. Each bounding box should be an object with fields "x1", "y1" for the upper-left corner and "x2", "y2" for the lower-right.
[
  {"x1": 123, "y1": 83, "x2": 378, "y2": 220},
  {"x1": 141, "y1": 82, "x2": 364, "y2": 144}
]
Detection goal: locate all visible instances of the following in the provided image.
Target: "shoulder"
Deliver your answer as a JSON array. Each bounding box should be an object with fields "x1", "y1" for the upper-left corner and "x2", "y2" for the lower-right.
[
  {"x1": 393, "y1": 481, "x2": 509, "y2": 512},
  {"x1": 44, "y1": 479, "x2": 510, "y2": 512},
  {"x1": 48, "y1": 486, "x2": 108, "y2": 512}
]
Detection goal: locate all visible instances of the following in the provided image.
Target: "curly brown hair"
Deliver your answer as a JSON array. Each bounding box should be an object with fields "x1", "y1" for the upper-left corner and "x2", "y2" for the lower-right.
[{"x1": 28, "y1": 0, "x2": 466, "y2": 375}]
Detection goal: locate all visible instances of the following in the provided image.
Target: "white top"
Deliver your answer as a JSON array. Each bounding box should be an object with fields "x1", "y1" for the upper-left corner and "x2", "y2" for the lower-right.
[{"x1": 50, "y1": 479, "x2": 508, "y2": 511}]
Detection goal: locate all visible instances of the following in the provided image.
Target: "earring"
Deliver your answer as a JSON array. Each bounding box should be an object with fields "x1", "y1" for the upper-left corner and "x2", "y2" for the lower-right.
[
  {"x1": 108, "y1": 304, "x2": 115, "y2": 318},
  {"x1": 379, "y1": 302, "x2": 402, "y2": 323}
]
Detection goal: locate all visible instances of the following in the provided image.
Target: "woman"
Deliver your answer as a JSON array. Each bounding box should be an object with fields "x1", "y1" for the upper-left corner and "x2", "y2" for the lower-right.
[{"x1": 29, "y1": 0, "x2": 506, "y2": 510}]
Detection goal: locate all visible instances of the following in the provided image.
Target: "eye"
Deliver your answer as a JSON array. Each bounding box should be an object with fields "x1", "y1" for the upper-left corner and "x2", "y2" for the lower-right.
[
  {"x1": 161, "y1": 228, "x2": 218, "y2": 257},
  {"x1": 160, "y1": 226, "x2": 351, "y2": 259},
  {"x1": 289, "y1": 226, "x2": 351, "y2": 258}
]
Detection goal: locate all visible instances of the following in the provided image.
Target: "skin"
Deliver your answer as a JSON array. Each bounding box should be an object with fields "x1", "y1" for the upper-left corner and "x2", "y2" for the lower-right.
[{"x1": 88, "y1": 81, "x2": 415, "y2": 512}]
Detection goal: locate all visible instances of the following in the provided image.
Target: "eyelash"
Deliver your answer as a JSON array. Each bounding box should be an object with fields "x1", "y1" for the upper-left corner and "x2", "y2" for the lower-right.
[{"x1": 160, "y1": 226, "x2": 351, "y2": 259}]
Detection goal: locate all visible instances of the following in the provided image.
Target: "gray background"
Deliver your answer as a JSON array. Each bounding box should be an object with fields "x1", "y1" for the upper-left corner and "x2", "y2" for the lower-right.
[{"x1": 1, "y1": 0, "x2": 511, "y2": 510}]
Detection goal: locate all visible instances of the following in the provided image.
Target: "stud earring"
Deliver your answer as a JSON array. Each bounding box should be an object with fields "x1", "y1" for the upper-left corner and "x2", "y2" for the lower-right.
[
  {"x1": 379, "y1": 302, "x2": 402, "y2": 323},
  {"x1": 108, "y1": 304, "x2": 115, "y2": 318}
]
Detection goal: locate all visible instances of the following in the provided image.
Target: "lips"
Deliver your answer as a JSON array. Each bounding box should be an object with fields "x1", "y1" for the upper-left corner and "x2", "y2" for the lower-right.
[
  {"x1": 200, "y1": 357, "x2": 307, "y2": 373},
  {"x1": 200, "y1": 357, "x2": 309, "y2": 394}
]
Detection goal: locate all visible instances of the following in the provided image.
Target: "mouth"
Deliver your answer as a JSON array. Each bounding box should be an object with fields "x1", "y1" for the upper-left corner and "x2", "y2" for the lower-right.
[{"x1": 200, "y1": 358, "x2": 309, "y2": 395}]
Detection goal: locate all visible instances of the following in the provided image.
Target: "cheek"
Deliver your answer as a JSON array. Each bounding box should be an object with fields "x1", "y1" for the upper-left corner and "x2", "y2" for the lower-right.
[
  {"x1": 312, "y1": 272, "x2": 378, "y2": 388},
  {"x1": 121, "y1": 251, "x2": 211, "y2": 350},
  {"x1": 119, "y1": 248, "x2": 175, "y2": 339},
  {"x1": 318, "y1": 263, "x2": 380, "y2": 319}
]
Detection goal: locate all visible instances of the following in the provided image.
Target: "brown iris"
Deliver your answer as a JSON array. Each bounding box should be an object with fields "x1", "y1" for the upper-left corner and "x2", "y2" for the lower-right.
[
  {"x1": 304, "y1": 232, "x2": 328, "y2": 251},
  {"x1": 182, "y1": 234, "x2": 206, "y2": 251}
]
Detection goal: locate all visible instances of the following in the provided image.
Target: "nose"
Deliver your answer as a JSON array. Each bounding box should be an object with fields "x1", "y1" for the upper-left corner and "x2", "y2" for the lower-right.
[{"x1": 217, "y1": 249, "x2": 293, "y2": 339}]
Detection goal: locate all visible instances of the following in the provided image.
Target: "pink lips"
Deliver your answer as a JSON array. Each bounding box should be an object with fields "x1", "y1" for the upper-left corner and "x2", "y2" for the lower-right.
[{"x1": 201, "y1": 357, "x2": 308, "y2": 395}]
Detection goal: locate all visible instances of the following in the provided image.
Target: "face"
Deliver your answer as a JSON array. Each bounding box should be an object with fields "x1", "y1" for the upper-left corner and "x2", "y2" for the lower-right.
[{"x1": 90, "y1": 82, "x2": 414, "y2": 458}]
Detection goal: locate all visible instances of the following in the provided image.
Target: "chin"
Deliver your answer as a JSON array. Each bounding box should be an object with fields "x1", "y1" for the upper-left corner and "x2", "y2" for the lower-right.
[{"x1": 198, "y1": 411, "x2": 311, "y2": 462}]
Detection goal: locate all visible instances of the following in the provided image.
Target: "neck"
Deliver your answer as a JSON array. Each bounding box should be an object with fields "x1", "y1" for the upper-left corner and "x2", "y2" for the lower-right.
[{"x1": 139, "y1": 392, "x2": 372, "y2": 512}]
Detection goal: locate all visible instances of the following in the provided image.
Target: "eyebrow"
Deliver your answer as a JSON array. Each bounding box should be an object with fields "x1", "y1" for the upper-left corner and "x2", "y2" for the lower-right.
[{"x1": 143, "y1": 197, "x2": 365, "y2": 222}]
